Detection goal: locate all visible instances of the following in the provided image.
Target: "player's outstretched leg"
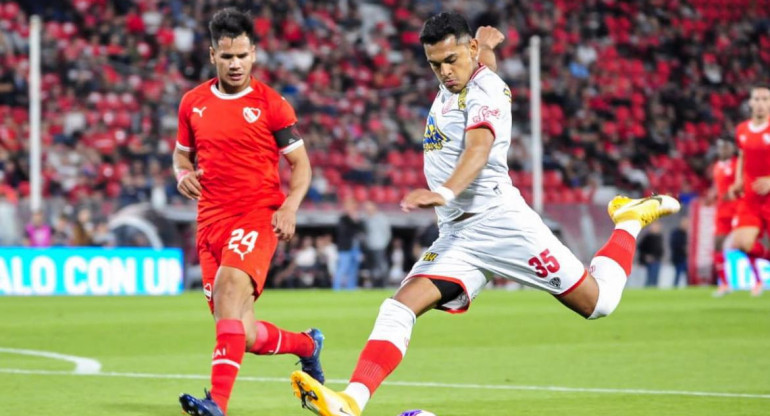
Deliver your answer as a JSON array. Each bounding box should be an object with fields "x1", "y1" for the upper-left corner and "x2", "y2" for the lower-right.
[
  {"x1": 249, "y1": 321, "x2": 326, "y2": 383},
  {"x1": 179, "y1": 390, "x2": 225, "y2": 416},
  {"x1": 586, "y1": 195, "x2": 681, "y2": 319},
  {"x1": 291, "y1": 370, "x2": 361, "y2": 416}
]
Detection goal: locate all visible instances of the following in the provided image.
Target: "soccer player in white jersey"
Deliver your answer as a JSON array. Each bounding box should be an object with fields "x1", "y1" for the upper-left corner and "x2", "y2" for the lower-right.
[{"x1": 289, "y1": 12, "x2": 681, "y2": 416}]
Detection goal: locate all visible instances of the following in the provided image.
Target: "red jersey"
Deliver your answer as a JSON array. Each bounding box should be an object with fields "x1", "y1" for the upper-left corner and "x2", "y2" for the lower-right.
[
  {"x1": 713, "y1": 157, "x2": 738, "y2": 213},
  {"x1": 177, "y1": 78, "x2": 299, "y2": 228},
  {"x1": 736, "y1": 120, "x2": 770, "y2": 200}
]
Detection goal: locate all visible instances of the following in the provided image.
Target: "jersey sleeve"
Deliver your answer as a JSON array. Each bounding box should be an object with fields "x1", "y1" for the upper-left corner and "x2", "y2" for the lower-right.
[
  {"x1": 735, "y1": 125, "x2": 744, "y2": 151},
  {"x1": 268, "y1": 95, "x2": 299, "y2": 132},
  {"x1": 269, "y1": 94, "x2": 302, "y2": 153},
  {"x1": 176, "y1": 94, "x2": 194, "y2": 152},
  {"x1": 463, "y1": 82, "x2": 509, "y2": 139}
]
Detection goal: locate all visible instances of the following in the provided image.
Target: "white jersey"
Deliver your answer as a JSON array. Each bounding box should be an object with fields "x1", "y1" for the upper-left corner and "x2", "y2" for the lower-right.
[{"x1": 422, "y1": 64, "x2": 517, "y2": 223}]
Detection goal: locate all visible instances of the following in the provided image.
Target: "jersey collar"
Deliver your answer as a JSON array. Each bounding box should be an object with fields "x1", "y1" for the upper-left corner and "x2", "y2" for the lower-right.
[
  {"x1": 748, "y1": 119, "x2": 769, "y2": 133},
  {"x1": 210, "y1": 77, "x2": 255, "y2": 100}
]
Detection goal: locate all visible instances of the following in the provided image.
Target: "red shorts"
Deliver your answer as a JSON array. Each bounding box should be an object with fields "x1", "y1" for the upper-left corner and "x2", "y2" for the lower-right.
[
  {"x1": 715, "y1": 203, "x2": 737, "y2": 236},
  {"x1": 197, "y1": 208, "x2": 278, "y2": 312},
  {"x1": 732, "y1": 196, "x2": 770, "y2": 231}
]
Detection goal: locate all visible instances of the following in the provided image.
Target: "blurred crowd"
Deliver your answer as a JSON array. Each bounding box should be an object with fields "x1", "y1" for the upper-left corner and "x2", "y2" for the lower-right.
[{"x1": 0, "y1": 0, "x2": 768, "y2": 247}]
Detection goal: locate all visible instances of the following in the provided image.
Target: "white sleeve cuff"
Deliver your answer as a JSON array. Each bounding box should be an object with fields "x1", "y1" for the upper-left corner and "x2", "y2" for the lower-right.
[{"x1": 176, "y1": 141, "x2": 192, "y2": 152}]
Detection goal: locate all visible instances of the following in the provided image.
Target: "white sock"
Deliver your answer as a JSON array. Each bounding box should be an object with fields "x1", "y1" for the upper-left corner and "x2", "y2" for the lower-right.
[
  {"x1": 343, "y1": 298, "x2": 416, "y2": 411},
  {"x1": 343, "y1": 382, "x2": 371, "y2": 411},
  {"x1": 588, "y1": 256, "x2": 627, "y2": 319},
  {"x1": 367, "y1": 298, "x2": 416, "y2": 355},
  {"x1": 615, "y1": 220, "x2": 642, "y2": 238}
]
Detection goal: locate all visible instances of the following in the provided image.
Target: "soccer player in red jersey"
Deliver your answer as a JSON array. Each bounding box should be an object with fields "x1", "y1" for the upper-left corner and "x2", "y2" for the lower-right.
[
  {"x1": 176, "y1": 9, "x2": 323, "y2": 416},
  {"x1": 726, "y1": 85, "x2": 770, "y2": 296},
  {"x1": 711, "y1": 139, "x2": 739, "y2": 295}
]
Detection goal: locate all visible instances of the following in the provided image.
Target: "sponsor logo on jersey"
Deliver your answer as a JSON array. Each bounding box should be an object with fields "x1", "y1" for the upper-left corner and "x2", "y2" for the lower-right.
[
  {"x1": 472, "y1": 105, "x2": 501, "y2": 124},
  {"x1": 547, "y1": 277, "x2": 562, "y2": 289},
  {"x1": 423, "y1": 113, "x2": 450, "y2": 152},
  {"x1": 503, "y1": 86, "x2": 512, "y2": 103},
  {"x1": 193, "y1": 106, "x2": 207, "y2": 117},
  {"x1": 422, "y1": 251, "x2": 439, "y2": 262},
  {"x1": 243, "y1": 107, "x2": 262, "y2": 123}
]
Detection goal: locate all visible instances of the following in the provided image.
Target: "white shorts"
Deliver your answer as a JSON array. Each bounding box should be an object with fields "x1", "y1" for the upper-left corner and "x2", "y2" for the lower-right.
[{"x1": 406, "y1": 200, "x2": 587, "y2": 313}]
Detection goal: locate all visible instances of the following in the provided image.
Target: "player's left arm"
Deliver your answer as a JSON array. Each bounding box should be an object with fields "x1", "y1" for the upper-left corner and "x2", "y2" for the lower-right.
[
  {"x1": 751, "y1": 175, "x2": 770, "y2": 195},
  {"x1": 272, "y1": 126, "x2": 311, "y2": 241},
  {"x1": 475, "y1": 26, "x2": 504, "y2": 73},
  {"x1": 401, "y1": 127, "x2": 494, "y2": 211}
]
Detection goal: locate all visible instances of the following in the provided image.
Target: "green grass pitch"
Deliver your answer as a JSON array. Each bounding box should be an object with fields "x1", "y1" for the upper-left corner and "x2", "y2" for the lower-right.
[{"x1": 1, "y1": 288, "x2": 769, "y2": 415}]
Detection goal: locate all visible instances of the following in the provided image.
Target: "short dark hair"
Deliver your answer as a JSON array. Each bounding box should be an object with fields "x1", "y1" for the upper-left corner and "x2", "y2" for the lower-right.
[
  {"x1": 419, "y1": 12, "x2": 472, "y2": 45},
  {"x1": 751, "y1": 84, "x2": 770, "y2": 93},
  {"x1": 209, "y1": 8, "x2": 254, "y2": 46}
]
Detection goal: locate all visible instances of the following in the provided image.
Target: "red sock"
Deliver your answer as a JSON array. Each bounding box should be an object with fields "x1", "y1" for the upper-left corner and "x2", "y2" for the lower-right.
[
  {"x1": 349, "y1": 340, "x2": 403, "y2": 394},
  {"x1": 249, "y1": 321, "x2": 314, "y2": 357},
  {"x1": 594, "y1": 229, "x2": 637, "y2": 276},
  {"x1": 714, "y1": 251, "x2": 727, "y2": 286},
  {"x1": 211, "y1": 320, "x2": 246, "y2": 413}
]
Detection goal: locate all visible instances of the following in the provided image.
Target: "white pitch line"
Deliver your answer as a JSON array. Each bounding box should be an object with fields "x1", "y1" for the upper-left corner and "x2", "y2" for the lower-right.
[
  {"x1": 0, "y1": 348, "x2": 101, "y2": 374},
  {"x1": 1, "y1": 368, "x2": 768, "y2": 400}
]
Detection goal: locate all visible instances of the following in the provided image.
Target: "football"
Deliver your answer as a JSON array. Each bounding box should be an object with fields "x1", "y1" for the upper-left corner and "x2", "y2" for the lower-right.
[{"x1": 398, "y1": 411, "x2": 437, "y2": 416}]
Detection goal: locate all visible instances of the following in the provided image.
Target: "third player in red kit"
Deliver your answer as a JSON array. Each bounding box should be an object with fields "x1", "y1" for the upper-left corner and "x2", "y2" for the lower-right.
[
  {"x1": 727, "y1": 85, "x2": 770, "y2": 296},
  {"x1": 711, "y1": 140, "x2": 738, "y2": 294},
  {"x1": 176, "y1": 8, "x2": 324, "y2": 416}
]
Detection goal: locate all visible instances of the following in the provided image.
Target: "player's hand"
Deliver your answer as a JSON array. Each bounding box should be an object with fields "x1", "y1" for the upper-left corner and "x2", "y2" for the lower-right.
[
  {"x1": 272, "y1": 206, "x2": 297, "y2": 241},
  {"x1": 176, "y1": 169, "x2": 203, "y2": 200},
  {"x1": 751, "y1": 177, "x2": 770, "y2": 196},
  {"x1": 727, "y1": 182, "x2": 743, "y2": 200},
  {"x1": 475, "y1": 26, "x2": 505, "y2": 51},
  {"x1": 400, "y1": 188, "x2": 446, "y2": 212}
]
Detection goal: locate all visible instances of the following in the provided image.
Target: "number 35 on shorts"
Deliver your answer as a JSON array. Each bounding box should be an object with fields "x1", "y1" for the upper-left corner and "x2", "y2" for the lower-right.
[
  {"x1": 228, "y1": 228, "x2": 259, "y2": 260},
  {"x1": 528, "y1": 249, "x2": 561, "y2": 278}
]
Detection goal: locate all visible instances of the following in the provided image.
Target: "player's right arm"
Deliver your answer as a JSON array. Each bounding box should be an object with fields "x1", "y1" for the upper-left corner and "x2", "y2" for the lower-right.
[
  {"x1": 173, "y1": 94, "x2": 203, "y2": 200},
  {"x1": 728, "y1": 150, "x2": 744, "y2": 200},
  {"x1": 475, "y1": 26, "x2": 504, "y2": 72},
  {"x1": 173, "y1": 148, "x2": 202, "y2": 200}
]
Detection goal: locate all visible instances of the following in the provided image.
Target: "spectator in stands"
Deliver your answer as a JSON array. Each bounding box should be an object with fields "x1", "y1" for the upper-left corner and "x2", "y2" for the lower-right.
[
  {"x1": 638, "y1": 222, "x2": 664, "y2": 288},
  {"x1": 363, "y1": 202, "x2": 391, "y2": 288},
  {"x1": 50, "y1": 213, "x2": 72, "y2": 246},
  {"x1": 316, "y1": 234, "x2": 337, "y2": 287},
  {"x1": 334, "y1": 198, "x2": 363, "y2": 290},
  {"x1": 23, "y1": 211, "x2": 51, "y2": 247},
  {"x1": 0, "y1": 190, "x2": 17, "y2": 245},
  {"x1": 71, "y1": 207, "x2": 94, "y2": 246},
  {"x1": 670, "y1": 216, "x2": 689, "y2": 288},
  {"x1": 388, "y1": 237, "x2": 406, "y2": 286}
]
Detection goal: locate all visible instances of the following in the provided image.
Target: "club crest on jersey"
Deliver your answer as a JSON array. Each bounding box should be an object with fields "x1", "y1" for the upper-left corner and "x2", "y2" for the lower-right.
[
  {"x1": 423, "y1": 113, "x2": 450, "y2": 152},
  {"x1": 472, "y1": 106, "x2": 501, "y2": 124},
  {"x1": 764, "y1": 133, "x2": 770, "y2": 144},
  {"x1": 243, "y1": 107, "x2": 261, "y2": 123},
  {"x1": 503, "y1": 86, "x2": 512, "y2": 103}
]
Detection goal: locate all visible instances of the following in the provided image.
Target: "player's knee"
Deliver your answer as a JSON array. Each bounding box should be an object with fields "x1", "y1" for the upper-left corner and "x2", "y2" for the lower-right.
[
  {"x1": 369, "y1": 298, "x2": 417, "y2": 356},
  {"x1": 587, "y1": 274, "x2": 624, "y2": 320},
  {"x1": 587, "y1": 293, "x2": 621, "y2": 320}
]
